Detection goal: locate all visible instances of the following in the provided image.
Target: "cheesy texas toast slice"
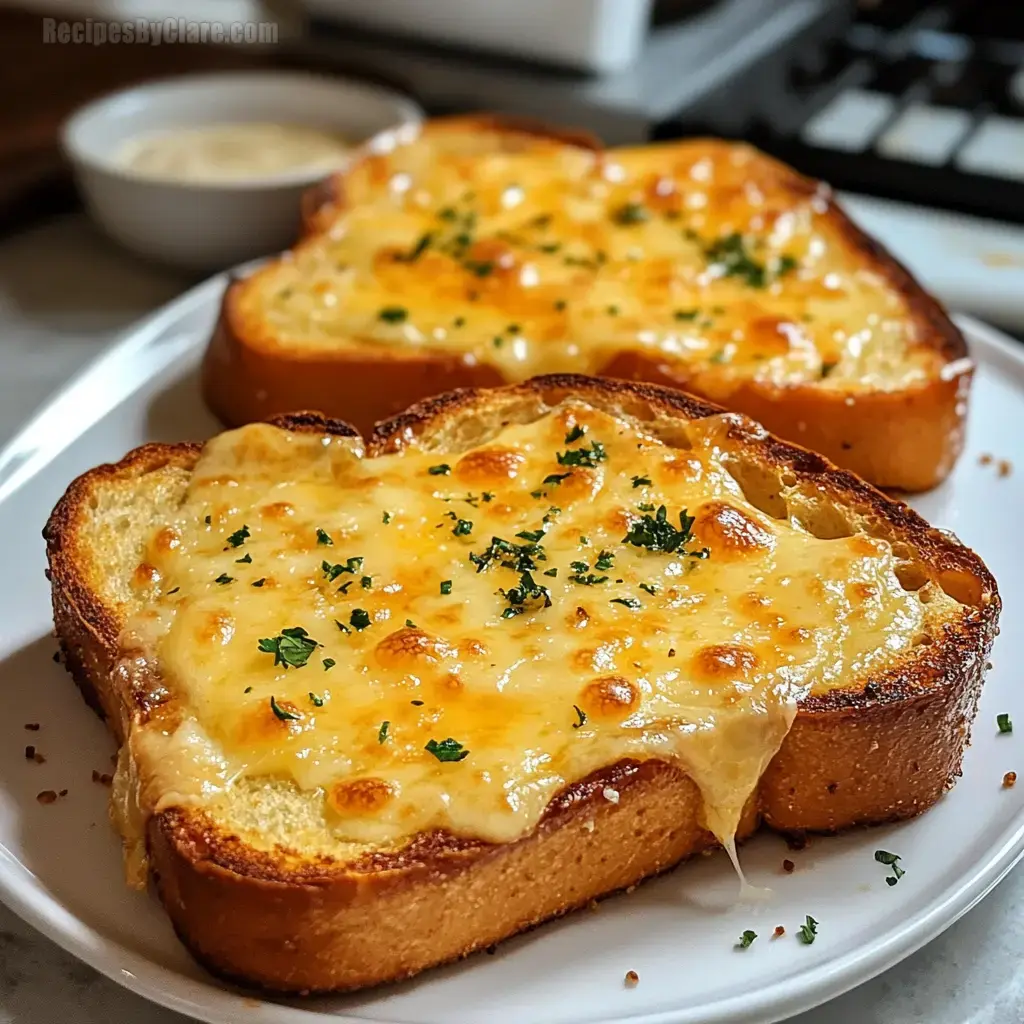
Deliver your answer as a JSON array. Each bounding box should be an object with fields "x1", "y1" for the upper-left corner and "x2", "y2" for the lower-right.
[
  {"x1": 204, "y1": 115, "x2": 972, "y2": 492},
  {"x1": 46, "y1": 375, "x2": 998, "y2": 993}
]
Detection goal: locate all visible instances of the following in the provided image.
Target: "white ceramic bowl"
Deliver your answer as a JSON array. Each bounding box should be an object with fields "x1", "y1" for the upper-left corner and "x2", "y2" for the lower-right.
[{"x1": 61, "y1": 71, "x2": 423, "y2": 272}]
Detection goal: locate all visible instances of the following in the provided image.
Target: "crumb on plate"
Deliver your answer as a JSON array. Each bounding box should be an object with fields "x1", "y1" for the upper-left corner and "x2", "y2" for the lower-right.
[{"x1": 624, "y1": 970, "x2": 639, "y2": 988}]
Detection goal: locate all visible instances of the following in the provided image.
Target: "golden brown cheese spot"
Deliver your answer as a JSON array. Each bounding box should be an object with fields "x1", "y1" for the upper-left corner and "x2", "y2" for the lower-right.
[
  {"x1": 455, "y1": 447, "x2": 526, "y2": 483},
  {"x1": 849, "y1": 536, "x2": 882, "y2": 558},
  {"x1": 777, "y1": 625, "x2": 813, "y2": 646},
  {"x1": 260, "y1": 502, "x2": 295, "y2": 521},
  {"x1": 695, "y1": 501, "x2": 775, "y2": 557},
  {"x1": 153, "y1": 527, "x2": 180, "y2": 553},
  {"x1": 848, "y1": 582, "x2": 878, "y2": 603},
  {"x1": 133, "y1": 563, "x2": 161, "y2": 588},
  {"x1": 555, "y1": 470, "x2": 603, "y2": 503},
  {"x1": 458, "y1": 638, "x2": 490, "y2": 659},
  {"x1": 743, "y1": 316, "x2": 797, "y2": 359},
  {"x1": 691, "y1": 643, "x2": 760, "y2": 682},
  {"x1": 374, "y1": 627, "x2": 455, "y2": 669},
  {"x1": 580, "y1": 676, "x2": 638, "y2": 721},
  {"x1": 196, "y1": 611, "x2": 234, "y2": 646},
  {"x1": 605, "y1": 507, "x2": 635, "y2": 534},
  {"x1": 327, "y1": 777, "x2": 395, "y2": 816},
  {"x1": 663, "y1": 455, "x2": 704, "y2": 482},
  {"x1": 737, "y1": 592, "x2": 772, "y2": 616}
]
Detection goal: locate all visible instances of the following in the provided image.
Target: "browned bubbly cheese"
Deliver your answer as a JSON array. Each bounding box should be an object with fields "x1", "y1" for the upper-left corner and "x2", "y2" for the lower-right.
[
  {"x1": 118, "y1": 403, "x2": 945, "y2": 850},
  {"x1": 240, "y1": 139, "x2": 944, "y2": 393}
]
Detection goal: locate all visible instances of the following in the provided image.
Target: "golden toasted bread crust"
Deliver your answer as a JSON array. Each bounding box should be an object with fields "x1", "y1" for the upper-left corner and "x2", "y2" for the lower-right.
[
  {"x1": 45, "y1": 376, "x2": 999, "y2": 993},
  {"x1": 202, "y1": 115, "x2": 971, "y2": 492}
]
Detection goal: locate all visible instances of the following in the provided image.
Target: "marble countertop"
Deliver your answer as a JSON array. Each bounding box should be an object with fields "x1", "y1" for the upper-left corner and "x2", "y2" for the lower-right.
[{"x1": 0, "y1": 213, "x2": 1022, "y2": 1024}]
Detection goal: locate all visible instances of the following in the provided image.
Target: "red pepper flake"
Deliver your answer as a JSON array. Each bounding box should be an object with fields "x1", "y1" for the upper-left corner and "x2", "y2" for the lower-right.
[
  {"x1": 36, "y1": 790, "x2": 58, "y2": 805},
  {"x1": 1004, "y1": 771, "x2": 1017, "y2": 788},
  {"x1": 624, "y1": 970, "x2": 639, "y2": 988},
  {"x1": 772, "y1": 925, "x2": 785, "y2": 938},
  {"x1": 782, "y1": 859, "x2": 795, "y2": 873},
  {"x1": 24, "y1": 723, "x2": 40, "y2": 731}
]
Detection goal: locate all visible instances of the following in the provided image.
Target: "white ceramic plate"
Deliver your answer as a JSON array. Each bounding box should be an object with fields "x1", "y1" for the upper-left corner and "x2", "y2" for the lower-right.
[{"x1": 0, "y1": 283, "x2": 1021, "y2": 1024}]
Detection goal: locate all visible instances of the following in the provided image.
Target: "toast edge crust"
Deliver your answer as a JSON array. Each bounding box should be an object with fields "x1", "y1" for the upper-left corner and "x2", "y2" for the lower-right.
[{"x1": 45, "y1": 378, "x2": 999, "y2": 993}]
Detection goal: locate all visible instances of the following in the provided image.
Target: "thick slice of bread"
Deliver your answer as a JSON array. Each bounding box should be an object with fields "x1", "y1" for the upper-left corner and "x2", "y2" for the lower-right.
[
  {"x1": 45, "y1": 376, "x2": 998, "y2": 994},
  {"x1": 204, "y1": 115, "x2": 972, "y2": 492}
]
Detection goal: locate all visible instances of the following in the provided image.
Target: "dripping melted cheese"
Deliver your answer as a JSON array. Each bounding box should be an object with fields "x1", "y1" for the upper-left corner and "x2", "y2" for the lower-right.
[
  {"x1": 122, "y1": 406, "x2": 934, "y2": 849},
  {"x1": 241, "y1": 136, "x2": 941, "y2": 393}
]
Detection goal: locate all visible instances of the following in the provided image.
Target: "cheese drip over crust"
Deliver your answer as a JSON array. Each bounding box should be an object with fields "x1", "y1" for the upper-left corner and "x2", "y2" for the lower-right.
[
  {"x1": 241, "y1": 138, "x2": 942, "y2": 392},
  {"x1": 121, "y1": 405, "x2": 934, "y2": 849}
]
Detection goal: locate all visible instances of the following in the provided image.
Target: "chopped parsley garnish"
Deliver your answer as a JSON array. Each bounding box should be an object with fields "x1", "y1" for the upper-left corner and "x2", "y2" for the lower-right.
[
  {"x1": 998, "y1": 713, "x2": 1013, "y2": 734},
  {"x1": 709, "y1": 348, "x2": 729, "y2": 365},
  {"x1": 405, "y1": 619, "x2": 417, "y2": 628},
  {"x1": 607, "y1": 305, "x2": 619, "y2": 315},
  {"x1": 543, "y1": 472, "x2": 572, "y2": 486},
  {"x1": 437, "y1": 206, "x2": 458, "y2": 221},
  {"x1": 796, "y1": 916, "x2": 818, "y2": 944},
  {"x1": 235, "y1": 553, "x2": 252, "y2": 564},
  {"x1": 428, "y1": 464, "x2": 451, "y2": 476},
  {"x1": 204, "y1": 515, "x2": 212, "y2": 525},
  {"x1": 322, "y1": 557, "x2": 364, "y2": 581},
  {"x1": 270, "y1": 696, "x2": 301, "y2": 721},
  {"x1": 572, "y1": 705, "x2": 587, "y2": 729},
  {"x1": 544, "y1": 568, "x2": 559, "y2": 577},
  {"x1": 166, "y1": 587, "x2": 180, "y2": 595},
  {"x1": 612, "y1": 202, "x2": 649, "y2": 226},
  {"x1": 226, "y1": 524, "x2": 250, "y2": 548},
  {"x1": 775, "y1": 253, "x2": 799, "y2": 276},
  {"x1": 310, "y1": 691, "x2": 326, "y2": 705},
  {"x1": 637, "y1": 502, "x2": 655, "y2": 512},
  {"x1": 516, "y1": 528, "x2": 546, "y2": 543},
  {"x1": 471, "y1": 535, "x2": 546, "y2": 574},
  {"x1": 258, "y1": 627, "x2": 319, "y2": 669},
  {"x1": 335, "y1": 619, "x2": 351, "y2": 634},
  {"x1": 382, "y1": 511, "x2": 391, "y2": 524},
  {"x1": 400, "y1": 231, "x2": 433, "y2": 262},
  {"x1": 557, "y1": 441, "x2": 607, "y2": 468},
  {"x1": 349, "y1": 609, "x2": 371, "y2": 631},
  {"x1": 554, "y1": 299, "x2": 567, "y2": 311},
  {"x1": 360, "y1": 576, "x2": 373, "y2": 590},
  {"x1": 639, "y1": 582, "x2": 658, "y2": 596},
  {"x1": 252, "y1": 578, "x2": 266, "y2": 587},
  {"x1": 244, "y1": 686, "x2": 253, "y2": 694},
  {"x1": 318, "y1": 662, "x2": 333, "y2": 676},
  {"x1": 411, "y1": 699, "x2": 424, "y2": 706},
  {"x1": 425, "y1": 737, "x2": 469, "y2": 762},
  {"x1": 874, "y1": 850, "x2": 905, "y2": 885},
  {"x1": 611, "y1": 597, "x2": 642, "y2": 610},
  {"x1": 440, "y1": 580, "x2": 453, "y2": 595},
  {"x1": 453, "y1": 316, "x2": 466, "y2": 328},
  {"x1": 452, "y1": 518, "x2": 473, "y2": 537},
  {"x1": 565, "y1": 424, "x2": 586, "y2": 444},
  {"x1": 214, "y1": 573, "x2": 233, "y2": 585},
  {"x1": 378, "y1": 306, "x2": 408, "y2": 323},
  {"x1": 500, "y1": 570, "x2": 552, "y2": 618},
  {"x1": 570, "y1": 571, "x2": 609, "y2": 586},
  {"x1": 631, "y1": 475, "x2": 651, "y2": 488},
  {"x1": 623, "y1": 505, "x2": 708, "y2": 558},
  {"x1": 594, "y1": 551, "x2": 614, "y2": 571},
  {"x1": 378, "y1": 721, "x2": 390, "y2": 744},
  {"x1": 674, "y1": 308, "x2": 699, "y2": 321},
  {"x1": 736, "y1": 930, "x2": 757, "y2": 950},
  {"x1": 316, "y1": 528, "x2": 333, "y2": 546},
  {"x1": 704, "y1": 232, "x2": 767, "y2": 287}
]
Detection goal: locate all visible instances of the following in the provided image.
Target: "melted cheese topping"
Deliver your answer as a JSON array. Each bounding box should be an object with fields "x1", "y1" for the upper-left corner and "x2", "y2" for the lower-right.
[
  {"x1": 244, "y1": 135, "x2": 939, "y2": 392},
  {"x1": 122, "y1": 406, "x2": 933, "y2": 849}
]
